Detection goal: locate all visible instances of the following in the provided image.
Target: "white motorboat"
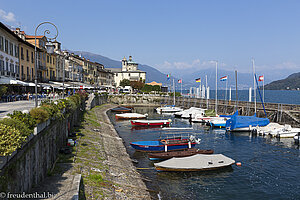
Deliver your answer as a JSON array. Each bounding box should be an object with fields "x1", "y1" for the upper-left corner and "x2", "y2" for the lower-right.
[
  {"x1": 174, "y1": 107, "x2": 196, "y2": 118},
  {"x1": 115, "y1": 113, "x2": 148, "y2": 119},
  {"x1": 156, "y1": 105, "x2": 183, "y2": 114},
  {"x1": 154, "y1": 154, "x2": 235, "y2": 172},
  {"x1": 269, "y1": 125, "x2": 300, "y2": 138},
  {"x1": 181, "y1": 108, "x2": 206, "y2": 119},
  {"x1": 256, "y1": 123, "x2": 284, "y2": 136}
]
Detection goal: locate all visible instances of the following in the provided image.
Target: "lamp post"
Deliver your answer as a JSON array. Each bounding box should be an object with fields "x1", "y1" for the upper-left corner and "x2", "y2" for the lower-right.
[{"x1": 34, "y1": 22, "x2": 58, "y2": 107}]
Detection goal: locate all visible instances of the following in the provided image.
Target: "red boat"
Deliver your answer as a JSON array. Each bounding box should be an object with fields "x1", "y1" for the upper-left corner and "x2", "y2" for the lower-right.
[
  {"x1": 131, "y1": 119, "x2": 171, "y2": 126},
  {"x1": 148, "y1": 148, "x2": 214, "y2": 160}
]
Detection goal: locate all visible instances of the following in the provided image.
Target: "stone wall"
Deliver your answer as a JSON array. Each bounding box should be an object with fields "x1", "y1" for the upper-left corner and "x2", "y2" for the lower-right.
[{"x1": 0, "y1": 105, "x2": 84, "y2": 193}]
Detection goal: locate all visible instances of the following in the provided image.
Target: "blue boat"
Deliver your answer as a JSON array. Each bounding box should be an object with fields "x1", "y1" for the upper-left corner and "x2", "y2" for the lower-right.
[
  {"x1": 225, "y1": 111, "x2": 270, "y2": 132},
  {"x1": 130, "y1": 138, "x2": 196, "y2": 152}
]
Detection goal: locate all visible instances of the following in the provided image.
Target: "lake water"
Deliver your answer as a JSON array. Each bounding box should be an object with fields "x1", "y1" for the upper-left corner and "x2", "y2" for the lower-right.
[
  {"x1": 109, "y1": 107, "x2": 300, "y2": 200},
  {"x1": 178, "y1": 90, "x2": 300, "y2": 105}
]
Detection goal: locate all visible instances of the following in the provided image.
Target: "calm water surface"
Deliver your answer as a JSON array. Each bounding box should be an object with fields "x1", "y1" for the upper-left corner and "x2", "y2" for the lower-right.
[{"x1": 109, "y1": 107, "x2": 300, "y2": 200}]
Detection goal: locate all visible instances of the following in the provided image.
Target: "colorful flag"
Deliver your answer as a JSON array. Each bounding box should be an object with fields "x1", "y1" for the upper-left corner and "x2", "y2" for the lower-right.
[
  {"x1": 220, "y1": 76, "x2": 228, "y2": 81},
  {"x1": 178, "y1": 79, "x2": 182, "y2": 83},
  {"x1": 167, "y1": 74, "x2": 170, "y2": 80},
  {"x1": 195, "y1": 78, "x2": 201, "y2": 83},
  {"x1": 258, "y1": 75, "x2": 264, "y2": 82}
]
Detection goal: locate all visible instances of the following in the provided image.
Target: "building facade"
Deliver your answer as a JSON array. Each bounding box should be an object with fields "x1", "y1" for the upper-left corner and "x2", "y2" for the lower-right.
[
  {"x1": 108, "y1": 56, "x2": 146, "y2": 87},
  {"x1": 0, "y1": 22, "x2": 20, "y2": 83}
]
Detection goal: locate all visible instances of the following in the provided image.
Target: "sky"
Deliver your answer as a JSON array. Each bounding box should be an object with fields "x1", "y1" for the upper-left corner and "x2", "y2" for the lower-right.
[{"x1": 1, "y1": 0, "x2": 300, "y2": 81}]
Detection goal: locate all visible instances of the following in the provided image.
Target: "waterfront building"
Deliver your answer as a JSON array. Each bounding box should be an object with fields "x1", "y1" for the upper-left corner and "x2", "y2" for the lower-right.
[
  {"x1": 25, "y1": 35, "x2": 48, "y2": 82},
  {"x1": 14, "y1": 28, "x2": 35, "y2": 82},
  {"x1": 64, "y1": 52, "x2": 83, "y2": 82},
  {"x1": 107, "y1": 56, "x2": 146, "y2": 87},
  {"x1": 46, "y1": 51, "x2": 57, "y2": 81},
  {"x1": 0, "y1": 22, "x2": 20, "y2": 83},
  {"x1": 53, "y1": 41, "x2": 65, "y2": 82}
]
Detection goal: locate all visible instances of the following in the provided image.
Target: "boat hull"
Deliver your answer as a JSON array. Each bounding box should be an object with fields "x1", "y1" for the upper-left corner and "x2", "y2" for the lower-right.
[
  {"x1": 130, "y1": 142, "x2": 196, "y2": 152},
  {"x1": 131, "y1": 120, "x2": 170, "y2": 126},
  {"x1": 148, "y1": 148, "x2": 214, "y2": 160}
]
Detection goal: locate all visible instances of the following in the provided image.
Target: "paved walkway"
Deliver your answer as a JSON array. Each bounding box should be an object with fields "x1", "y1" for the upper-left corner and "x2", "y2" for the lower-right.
[{"x1": 0, "y1": 100, "x2": 37, "y2": 118}]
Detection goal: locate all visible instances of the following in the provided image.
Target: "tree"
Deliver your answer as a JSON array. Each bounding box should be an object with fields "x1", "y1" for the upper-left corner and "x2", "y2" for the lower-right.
[
  {"x1": 130, "y1": 81, "x2": 145, "y2": 90},
  {"x1": 119, "y1": 79, "x2": 131, "y2": 87}
]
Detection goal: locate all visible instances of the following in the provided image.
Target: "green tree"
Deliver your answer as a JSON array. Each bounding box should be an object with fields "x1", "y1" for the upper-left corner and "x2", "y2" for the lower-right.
[
  {"x1": 130, "y1": 81, "x2": 145, "y2": 90},
  {"x1": 120, "y1": 79, "x2": 131, "y2": 87},
  {"x1": 0, "y1": 86, "x2": 7, "y2": 96}
]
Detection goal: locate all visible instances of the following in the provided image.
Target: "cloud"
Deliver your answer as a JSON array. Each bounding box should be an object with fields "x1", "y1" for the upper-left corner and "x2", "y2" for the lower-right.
[
  {"x1": 155, "y1": 59, "x2": 227, "y2": 74},
  {"x1": 0, "y1": 9, "x2": 16, "y2": 23}
]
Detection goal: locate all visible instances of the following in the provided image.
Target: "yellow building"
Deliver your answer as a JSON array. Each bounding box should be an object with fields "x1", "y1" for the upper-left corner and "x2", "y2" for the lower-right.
[
  {"x1": 46, "y1": 53, "x2": 56, "y2": 81},
  {"x1": 25, "y1": 35, "x2": 48, "y2": 82}
]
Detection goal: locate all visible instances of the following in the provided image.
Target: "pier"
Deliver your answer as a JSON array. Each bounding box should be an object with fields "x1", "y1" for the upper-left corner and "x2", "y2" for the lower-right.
[{"x1": 108, "y1": 94, "x2": 300, "y2": 127}]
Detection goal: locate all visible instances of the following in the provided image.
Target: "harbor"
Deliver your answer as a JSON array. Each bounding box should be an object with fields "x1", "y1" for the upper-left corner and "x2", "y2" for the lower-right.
[{"x1": 108, "y1": 105, "x2": 300, "y2": 199}]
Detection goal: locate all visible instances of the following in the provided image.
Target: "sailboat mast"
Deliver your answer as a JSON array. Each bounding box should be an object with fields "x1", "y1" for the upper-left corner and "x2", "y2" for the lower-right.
[
  {"x1": 206, "y1": 75, "x2": 208, "y2": 108},
  {"x1": 215, "y1": 61, "x2": 218, "y2": 115},
  {"x1": 252, "y1": 59, "x2": 256, "y2": 114}
]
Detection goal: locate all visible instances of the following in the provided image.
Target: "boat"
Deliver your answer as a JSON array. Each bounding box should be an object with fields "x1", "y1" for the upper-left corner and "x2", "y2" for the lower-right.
[
  {"x1": 154, "y1": 154, "x2": 235, "y2": 172},
  {"x1": 130, "y1": 136, "x2": 199, "y2": 152},
  {"x1": 156, "y1": 105, "x2": 183, "y2": 114},
  {"x1": 208, "y1": 117, "x2": 228, "y2": 128},
  {"x1": 181, "y1": 108, "x2": 206, "y2": 119},
  {"x1": 192, "y1": 109, "x2": 217, "y2": 123},
  {"x1": 269, "y1": 125, "x2": 300, "y2": 138},
  {"x1": 225, "y1": 111, "x2": 270, "y2": 132},
  {"x1": 131, "y1": 119, "x2": 171, "y2": 126},
  {"x1": 256, "y1": 123, "x2": 284, "y2": 136},
  {"x1": 115, "y1": 113, "x2": 148, "y2": 119},
  {"x1": 110, "y1": 106, "x2": 132, "y2": 113},
  {"x1": 157, "y1": 79, "x2": 183, "y2": 114},
  {"x1": 148, "y1": 148, "x2": 214, "y2": 161},
  {"x1": 162, "y1": 127, "x2": 193, "y2": 130}
]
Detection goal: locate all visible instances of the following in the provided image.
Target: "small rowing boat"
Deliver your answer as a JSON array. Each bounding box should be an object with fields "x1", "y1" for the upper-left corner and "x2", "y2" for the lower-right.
[
  {"x1": 110, "y1": 106, "x2": 132, "y2": 113},
  {"x1": 154, "y1": 154, "x2": 235, "y2": 172},
  {"x1": 115, "y1": 113, "x2": 147, "y2": 119},
  {"x1": 130, "y1": 136, "x2": 198, "y2": 152},
  {"x1": 131, "y1": 119, "x2": 171, "y2": 126},
  {"x1": 148, "y1": 148, "x2": 214, "y2": 161}
]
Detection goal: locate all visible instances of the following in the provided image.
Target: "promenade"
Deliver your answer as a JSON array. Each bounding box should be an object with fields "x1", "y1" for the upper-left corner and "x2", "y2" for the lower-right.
[{"x1": 0, "y1": 100, "x2": 36, "y2": 118}]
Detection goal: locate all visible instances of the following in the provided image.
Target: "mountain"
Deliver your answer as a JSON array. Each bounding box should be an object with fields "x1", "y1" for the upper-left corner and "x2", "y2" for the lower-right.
[
  {"x1": 71, "y1": 51, "x2": 259, "y2": 90},
  {"x1": 72, "y1": 51, "x2": 177, "y2": 85},
  {"x1": 264, "y1": 72, "x2": 300, "y2": 90}
]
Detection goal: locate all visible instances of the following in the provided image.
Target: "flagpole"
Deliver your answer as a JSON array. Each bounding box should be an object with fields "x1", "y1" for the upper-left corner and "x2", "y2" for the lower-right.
[
  {"x1": 181, "y1": 79, "x2": 182, "y2": 96},
  {"x1": 206, "y1": 75, "x2": 208, "y2": 107},
  {"x1": 225, "y1": 76, "x2": 228, "y2": 101},
  {"x1": 263, "y1": 74, "x2": 264, "y2": 103},
  {"x1": 215, "y1": 61, "x2": 218, "y2": 115}
]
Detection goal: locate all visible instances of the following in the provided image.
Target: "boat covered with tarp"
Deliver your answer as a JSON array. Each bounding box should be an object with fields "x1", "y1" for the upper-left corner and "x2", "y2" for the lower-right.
[
  {"x1": 148, "y1": 148, "x2": 214, "y2": 160},
  {"x1": 154, "y1": 154, "x2": 235, "y2": 172},
  {"x1": 225, "y1": 111, "x2": 269, "y2": 132}
]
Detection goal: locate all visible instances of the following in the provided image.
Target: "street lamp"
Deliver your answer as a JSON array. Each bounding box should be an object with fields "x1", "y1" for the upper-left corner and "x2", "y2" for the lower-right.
[{"x1": 34, "y1": 22, "x2": 58, "y2": 107}]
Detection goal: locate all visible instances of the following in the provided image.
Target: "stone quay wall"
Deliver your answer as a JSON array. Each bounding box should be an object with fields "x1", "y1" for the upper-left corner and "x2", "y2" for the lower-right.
[
  {"x1": 108, "y1": 94, "x2": 300, "y2": 127},
  {"x1": 0, "y1": 103, "x2": 85, "y2": 193}
]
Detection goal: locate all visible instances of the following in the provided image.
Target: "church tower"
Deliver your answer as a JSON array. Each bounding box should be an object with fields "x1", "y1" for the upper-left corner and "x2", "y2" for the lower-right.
[{"x1": 121, "y1": 56, "x2": 127, "y2": 71}]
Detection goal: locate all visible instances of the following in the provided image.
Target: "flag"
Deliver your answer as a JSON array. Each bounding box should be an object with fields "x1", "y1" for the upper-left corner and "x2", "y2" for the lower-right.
[
  {"x1": 258, "y1": 75, "x2": 264, "y2": 82},
  {"x1": 167, "y1": 74, "x2": 170, "y2": 80},
  {"x1": 178, "y1": 79, "x2": 182, "y2": 83},
  {"x1": 195, "y1": 78, "x2": 201, "y2": 83},
  {"x1": 220, "y1": 76, "x2": 228, "y2": 81}
]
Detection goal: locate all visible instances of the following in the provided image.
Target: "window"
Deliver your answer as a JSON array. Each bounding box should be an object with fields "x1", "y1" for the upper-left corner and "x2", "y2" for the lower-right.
[
  {"x1": 50, "y1": 56, "x2": 52, "y2": 64},
  {"x1": 14, "y1": 45, "x2": 18, "y2": 57},
  {"x1": 27, "y1": 67, "x2": 29, "y2": 76},
  {"x1": 26, "y1": 49, "x2": 29, "y2": 61},
  {"x1": 21, "y1": 65, "x2": 24, "y2": 76},
  {"x1": 21, "y1": 47, "x2": 24, "y2": 60},
  {"x1": 31, "y1": 68, "x2": 34, "y2": 79},
  {"x1": 0, "y1": 60, "x2": 3, "y2": 71},
  {"x1": 5, "y1": 39, "x2": 8, "y2": 53},
  {"x1": 10, "y1": 63, "x2": 13, "y2": 72},
  {"x1": 31, "y1": 52, "x2": 34, "y2": 63},
  {"x1": 47, "y1": 55, "x2": 49, "y2": 63},
  {"x1": 9, "y1": 42, "x2": 13, "y2": 56},
  {"x1": 5, "y1": 62, "x2": 8, "y2": 71},
  {"x1": 0, "y1": 36, "x2": 3, "y2": 51}
]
